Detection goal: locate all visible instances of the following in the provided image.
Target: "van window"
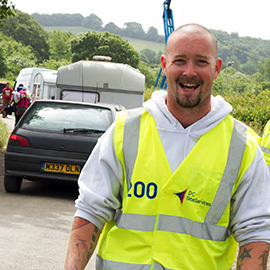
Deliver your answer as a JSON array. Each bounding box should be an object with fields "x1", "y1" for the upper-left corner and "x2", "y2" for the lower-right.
[{"x1": 61, "y1": 90, "x2": 99, "y2": 103}]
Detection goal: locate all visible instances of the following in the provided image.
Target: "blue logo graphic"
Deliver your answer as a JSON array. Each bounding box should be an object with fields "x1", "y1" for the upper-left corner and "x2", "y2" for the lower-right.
[{"x1": 174, "y1": 189, "x2": 187, "y2": 205}]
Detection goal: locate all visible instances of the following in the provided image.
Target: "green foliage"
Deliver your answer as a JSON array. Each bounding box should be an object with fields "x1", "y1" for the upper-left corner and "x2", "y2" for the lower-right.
[
  {"x1": 104, "y1": 22, "x2": 122, "y2": 35},
  {"x1": 32, "y1": 13, "x2": 84, "y2": 27},
  {"x1": 212, "y1": 29, "x2": 270, "y2": 74},
  {"x1": 48, "y1": 30, "x2": 73, "y2": 61},
  {"x1": 140, "y1": 48, "x2": 160, "y2": 64},
  {"x1": 82, "y1": 14, "x2": 103, "y2": 30},
  {"x1": 0, "y1": 32, "x2": 37, "y2": 80},
  {"x1": 71, "y1": 31, "x2": 140, "y2": 68},
  {"x1": 123, "y1": 22, "x2": 145, "y2": 39},
  {"x1": 42, "y1": 58, "x2": 71, "y2": 70},
  {"x1": 145, "y1": 27, "x2": 163, "y2": 43},
  {"x1": 0, "y1": 46, "x2": 6, "y2": 76},
  {"x1": 0, "y1": 119, "x2": 9, "y2": 150},
  {"x1": 144, "y1": 86, "x2": 154, "y2": 101},
  {"x1": 0, "y1": 10, "x2": 49, "y2": 62},
  {"x1": 224, "y1": 89, "x2": 270, "y2": 135},
  {"x1": 0, "y1": 0, "x2": 14, "y2": 23},
  {"x1": 138, "y1": 62, "x2": 156, "y2": 88},
  {"x1": 213, "y1": 68, "x2": 263, "y2": 95},
  {"x1": 33, "y1": 13, "x2": 164, "y2": 43}
]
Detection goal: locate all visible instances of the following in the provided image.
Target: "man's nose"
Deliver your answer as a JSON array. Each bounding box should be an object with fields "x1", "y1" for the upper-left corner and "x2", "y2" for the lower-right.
[{"x1": 182, "y1": 62, "x2": 197, "y2": 77}]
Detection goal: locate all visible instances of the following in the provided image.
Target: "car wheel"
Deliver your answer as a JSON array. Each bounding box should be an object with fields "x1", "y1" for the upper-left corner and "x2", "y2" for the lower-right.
[{"x1": 4, "y1": 174, "x2": 23, "y2": 193}]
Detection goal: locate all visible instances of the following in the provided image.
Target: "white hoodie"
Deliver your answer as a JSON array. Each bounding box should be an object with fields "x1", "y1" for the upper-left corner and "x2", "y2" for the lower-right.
[{"x1": 75, "y1": 90, "x2": 270, "y2": 246}]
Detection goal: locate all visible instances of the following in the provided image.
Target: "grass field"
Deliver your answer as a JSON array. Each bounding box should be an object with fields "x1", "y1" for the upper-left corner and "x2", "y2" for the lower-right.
[{"x1": 44, "y1": 26, "x2": 165, "y2": 53}]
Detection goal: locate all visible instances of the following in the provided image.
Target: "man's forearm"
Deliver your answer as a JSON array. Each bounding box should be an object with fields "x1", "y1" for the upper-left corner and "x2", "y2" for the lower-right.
[
  {"x1": 65, "y1": 217, "x2": 101, "y2": 270},
  {"x1": 237, "y1": 241, "x2": 270, "y2": 270}
]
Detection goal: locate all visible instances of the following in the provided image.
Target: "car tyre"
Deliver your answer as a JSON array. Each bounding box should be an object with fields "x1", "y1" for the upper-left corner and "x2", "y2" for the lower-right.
[{"x1": 4, "y1": 174, "x2": 23, "y2": 193}]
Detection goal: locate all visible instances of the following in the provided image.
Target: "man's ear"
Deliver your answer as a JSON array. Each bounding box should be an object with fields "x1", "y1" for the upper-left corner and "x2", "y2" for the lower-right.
[
  {"x1": 214, "y1": 58, "x2": 222, "y2": 79},
  {"x1": 161, "y1": 55, "x2": 167, "y2": 76}
]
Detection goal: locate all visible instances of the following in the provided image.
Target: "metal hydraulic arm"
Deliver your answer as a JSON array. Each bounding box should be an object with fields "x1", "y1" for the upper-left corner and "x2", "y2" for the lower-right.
[{"x1": 154, "y1": 0, "x2": 175, "y2": 89}]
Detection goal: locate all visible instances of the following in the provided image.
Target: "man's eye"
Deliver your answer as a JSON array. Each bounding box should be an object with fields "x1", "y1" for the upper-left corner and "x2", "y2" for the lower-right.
[
  {"x1": 174, "y1": 59, "x2": 185, "y2": 64},
  {"x1": 197, "y1": 60, "x2": 208, "y2": 65}
]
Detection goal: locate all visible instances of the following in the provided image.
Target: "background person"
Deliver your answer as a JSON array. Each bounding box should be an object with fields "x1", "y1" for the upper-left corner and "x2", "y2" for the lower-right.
[
  {"x1": 1, "y1": 82, "x2": 13, "y2": 118},
  {"x1": 65, "y1": 24, "x2": 270, "y2": 270},
  {"x1": 261, "y1": 120, "x2": 270, "y2": 170},
  {"x1": 14, "y1": 87, "x2": 31, "y2": 124},
  {"x1": 12, "y1": 83, "x2": 24, "y2": 117}
]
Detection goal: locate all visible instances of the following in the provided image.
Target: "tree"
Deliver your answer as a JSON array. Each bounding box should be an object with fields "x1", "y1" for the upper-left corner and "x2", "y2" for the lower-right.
[
  {"x1": 258, "y1": 58, "x2": 270, "y2": 80},
  {"x1": 0, "y1": 46, "x2": 6, "y2": 76},
  {"x1": 32, "y1": 13, "x2": 84, "y2": 26},
  {"x1": 48, "y1": 30, "x2": 73, "y2": 61},
  {"x1": 104, "y1": 22, "x2": 123, "y2": 35},
  {"x1": 138, "y1": 61, "x2": 155, "y2": 88},
  {"x1": 123, "y1": 22, "x2": 145, "y2": 39},
  {"x1": 145, "y1": 26, "x2": 162, "y2": 42},
  {"x1": 0, "y1": 32, "x2": 37, "y2": 79},
  {"x1": 0, "y1": 10, "x2": 50, "y2": 62},
  {"x1": 0, "y1": 0, "x2": 14, "y2": 24},
  {"x1": 71, "y1": 31, "x2": 140, "y2": 68},
  {"x1": 82, "y1": 13, "x2": 103, "y2": 30},
  {"x1": 140, "y1": 48, "x2": 156, "y2": 64}
]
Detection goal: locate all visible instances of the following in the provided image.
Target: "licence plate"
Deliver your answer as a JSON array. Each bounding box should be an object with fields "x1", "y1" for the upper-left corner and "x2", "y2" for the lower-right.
[{"x1": 41, "y1": 162, "x2": 81, "y2": 175}]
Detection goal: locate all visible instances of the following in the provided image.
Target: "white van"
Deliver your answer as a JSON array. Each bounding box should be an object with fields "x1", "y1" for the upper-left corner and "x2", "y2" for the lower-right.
[
  {"x1": 14, "y1": 68, "x2": 56, "y2": 98},
  {"x1": 32, "y1": 71, "x2": 58, "y2": 100}
]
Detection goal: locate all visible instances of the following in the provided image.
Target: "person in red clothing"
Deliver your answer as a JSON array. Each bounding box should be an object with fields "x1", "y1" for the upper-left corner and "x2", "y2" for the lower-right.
[
  {"x1": 14, "y1": 87, "x2": 31, "y2": 124},
  {"x1": 2, "y1": 83, "x2": 14, "y2": 118}
]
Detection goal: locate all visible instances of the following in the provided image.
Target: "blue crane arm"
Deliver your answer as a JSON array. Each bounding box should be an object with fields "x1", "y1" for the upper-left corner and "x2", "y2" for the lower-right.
[
  {"x1": 154, "y1": 0, "x2": 175, "y2": 90},
  {"x1": 163, "y1": 0, "x2": 175, "y2": 44}
]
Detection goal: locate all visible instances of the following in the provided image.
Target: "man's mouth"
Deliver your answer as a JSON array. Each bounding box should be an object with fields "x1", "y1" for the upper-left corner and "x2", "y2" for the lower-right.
[{"x1": 179, "y1": 82, "x2": 200, "y2": 91}]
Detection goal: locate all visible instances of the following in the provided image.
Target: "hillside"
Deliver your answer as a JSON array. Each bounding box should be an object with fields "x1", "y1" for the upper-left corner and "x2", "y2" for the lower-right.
[{"x1": 44, "y1": 26, "x2": 165, "y2": 53}]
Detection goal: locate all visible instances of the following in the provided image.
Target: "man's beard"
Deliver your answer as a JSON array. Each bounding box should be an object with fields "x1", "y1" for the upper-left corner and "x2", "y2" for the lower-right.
[{"x1": 176, "y1": 94, "x2": 201, "y2": 108}]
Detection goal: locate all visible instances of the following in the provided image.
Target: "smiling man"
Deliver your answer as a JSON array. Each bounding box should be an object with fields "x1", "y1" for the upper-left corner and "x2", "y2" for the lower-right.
[
  {"x1": 65, "y1": 24, "x2": 270, "y2": 270},
  {"x1": 161, "y1": 24, "x2": 222, "y2": 127}
]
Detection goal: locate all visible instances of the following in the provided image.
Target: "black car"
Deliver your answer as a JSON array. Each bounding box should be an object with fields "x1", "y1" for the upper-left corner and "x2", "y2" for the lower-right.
[{"x1": 4, "y1": 100, "x2": 124, "y2": 193}]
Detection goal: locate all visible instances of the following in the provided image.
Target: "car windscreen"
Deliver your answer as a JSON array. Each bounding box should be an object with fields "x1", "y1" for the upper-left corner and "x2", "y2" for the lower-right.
[{"x1": 19, "y1": 102, "x2": 113, "y2": 133}]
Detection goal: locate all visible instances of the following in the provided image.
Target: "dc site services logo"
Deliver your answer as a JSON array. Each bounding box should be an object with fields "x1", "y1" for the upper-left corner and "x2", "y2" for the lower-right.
[{"x1": 174, "y1": 189, "x2": 211, "y2": 207}]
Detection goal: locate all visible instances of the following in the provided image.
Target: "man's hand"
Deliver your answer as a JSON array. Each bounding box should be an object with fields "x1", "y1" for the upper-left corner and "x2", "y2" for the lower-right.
[
  {"x1": 237, "y1": 241, "x2": 270, "y2": 270},
  {"x1": 65, "y1": 217, "x2": 101, "y2": 270}
]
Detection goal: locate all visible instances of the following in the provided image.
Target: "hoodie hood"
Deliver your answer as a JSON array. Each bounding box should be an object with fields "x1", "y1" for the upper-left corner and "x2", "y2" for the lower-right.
[{"x1": 144, "y1": 90, "x2": 232, "y2": 138}]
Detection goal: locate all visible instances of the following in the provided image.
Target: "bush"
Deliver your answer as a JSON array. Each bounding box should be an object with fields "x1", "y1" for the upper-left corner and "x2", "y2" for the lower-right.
[
  {"x1": 223, "y1": 89, "x2": 270, "y2": 135},
  {"x1": 0, "y1": 120, "x2": 9, "y2": 150}
]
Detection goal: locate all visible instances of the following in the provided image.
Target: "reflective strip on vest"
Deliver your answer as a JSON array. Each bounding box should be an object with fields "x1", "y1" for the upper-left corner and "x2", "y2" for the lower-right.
[
  {"x1": 122, "y1": 107, "x2": 144, "y2": 190},
  {"x1": 261, "y1": 145, "x2": 270, "y2": 170},
  {"x1": 261, "y1": 145, "x2": 270, "y2": 155},
  {"x1": 96, "y1": 254, "x2": 174, "y2": 270},
  {"x1": 117, "y1": 112, "x2": 247, "y2": 241}
]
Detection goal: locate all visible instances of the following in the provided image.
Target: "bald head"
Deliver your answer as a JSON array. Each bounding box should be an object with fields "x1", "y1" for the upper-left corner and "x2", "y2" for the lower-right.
[{"x1": 166, "y1": 24, "x2": 218, "y2": 58}]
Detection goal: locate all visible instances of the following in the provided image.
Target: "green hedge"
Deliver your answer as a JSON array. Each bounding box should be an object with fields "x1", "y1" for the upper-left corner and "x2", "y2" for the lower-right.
[
  {"x1": 224, "y1": 89, "x2": 270, "y2": 136},
  {"x1": 0, "y1": 120, "x2": 9, "y2": 150}
]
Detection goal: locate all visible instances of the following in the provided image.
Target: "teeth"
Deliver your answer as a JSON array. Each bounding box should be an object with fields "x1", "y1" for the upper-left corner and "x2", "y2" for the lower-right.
[{"x1": 184, "y1": 84, "x2": 197, "y2": 87}]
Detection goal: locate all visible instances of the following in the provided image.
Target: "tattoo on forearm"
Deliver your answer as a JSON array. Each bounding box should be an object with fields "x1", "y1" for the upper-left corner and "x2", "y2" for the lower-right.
[
  {"x1": 69, "y1": 234, "x2": 91, "y2": 269},
  {"x1": 72, "y1": 218, "x2": 90, "y2": 230},
  {"x1": 237, "y1": 248, "x2": 252, "y2": 270},
  {"x1": 259, "y1": 244, "x2": 270, "y2": 269},
  {"x1": 66, "y1": 218, "x2": 100, "y2": 269},
  {"x1": 239, "y1": 248, "x2": 252, "y2": 262}
]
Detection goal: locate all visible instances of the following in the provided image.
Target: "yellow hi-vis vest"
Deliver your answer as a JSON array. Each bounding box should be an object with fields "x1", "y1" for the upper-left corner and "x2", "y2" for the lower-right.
[
  {"x1": 96, "y1": 108, "x2": 258, "y2": 270},
  {"x1": 261, "y1": 120, "x2": 270, "y2": 170}
]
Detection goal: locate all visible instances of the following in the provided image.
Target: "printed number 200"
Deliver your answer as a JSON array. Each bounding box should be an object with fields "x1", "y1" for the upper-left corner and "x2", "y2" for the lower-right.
[{"x1": 128, "y1": 181, "x2": 158, "y2": 199}]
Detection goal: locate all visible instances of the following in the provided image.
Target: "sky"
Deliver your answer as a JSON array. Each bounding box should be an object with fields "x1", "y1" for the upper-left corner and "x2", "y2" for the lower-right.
[{"x1": 10, "y1": 0, "x2": 270, "y2": 40}]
